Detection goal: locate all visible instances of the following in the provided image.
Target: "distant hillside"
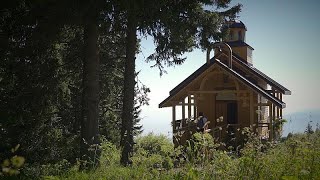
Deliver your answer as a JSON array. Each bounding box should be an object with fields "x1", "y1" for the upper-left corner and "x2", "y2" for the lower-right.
[{"x1": 283, "y1": 109, "x2": 320, "y2": 136}]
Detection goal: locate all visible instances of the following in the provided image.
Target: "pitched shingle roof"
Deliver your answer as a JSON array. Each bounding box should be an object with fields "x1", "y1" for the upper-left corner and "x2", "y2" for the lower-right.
[
  {"x1": 231, "y1": 53, "x2": 291, "y2": 95},
  {"x1": 159, "y1": 57, "x2": 287, "y2": 108}
]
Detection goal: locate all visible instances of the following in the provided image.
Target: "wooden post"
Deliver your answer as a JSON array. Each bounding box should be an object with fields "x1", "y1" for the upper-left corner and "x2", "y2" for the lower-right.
[
  {"x1": 276, "y1": 93, "x2": 279, "y2": 119},
  {"x1": 172, "y1": 105, "x2": 176, "y2": 132},
  {"x1": 188, "y1": 93, "x2": 191, "y2": 119},
  {"x1": 257, "y1": 95, "x2": 260, "y2": 122},
  {"x1": 280, "y1": 93, "x2": 283, "y2": 118},
  {"x1": 182, "y1": 99, "x2": 186, "y2": 127},
  {"x1": 272, "y1": 101, "x2": 276, "y2": 140},
  {"x1": 212, "y1": 94, "x2": 216, "y2": 127},
  {"x1": 193, "y1": 94, "x2": 197, "y2": 120},
  {"x1": 269, "y1": 103, "x2": 273, "y2": 141},
  {"x1": 257, "y1": 95, "x2": 261, "y2": 133},
  {"x1": 250, "y1": 92, "x2": 254, "y2": 128}
]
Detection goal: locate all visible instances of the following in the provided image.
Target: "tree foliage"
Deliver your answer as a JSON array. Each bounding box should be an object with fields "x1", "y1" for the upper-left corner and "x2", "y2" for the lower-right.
[
  {"x1": 0, "y1": 0, "x2": 146, "y2": 167},
  {"x1": 1, "y1": 0, "x2": 240, "y2": 172},
  {"x1": 117, "y1": 0, "x2": 241, "y2": 165}
]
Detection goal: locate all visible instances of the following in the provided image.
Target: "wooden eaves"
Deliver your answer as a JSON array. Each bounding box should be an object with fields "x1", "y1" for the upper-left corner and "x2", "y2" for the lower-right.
[{"x1": 159, "y1": 58, "x2": 286, "y2": 108}]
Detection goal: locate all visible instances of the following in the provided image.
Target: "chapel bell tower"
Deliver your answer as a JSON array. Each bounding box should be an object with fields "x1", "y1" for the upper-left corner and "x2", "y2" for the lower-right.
[{"x1": 223, "y1": 20, "x2": 254, "y2": 65}]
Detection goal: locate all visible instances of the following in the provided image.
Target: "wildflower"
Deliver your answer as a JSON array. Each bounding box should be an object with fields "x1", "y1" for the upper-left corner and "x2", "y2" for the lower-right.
[
  {"x1": 2, "y1": 159, "x2": 10, "y2": 167},
  {"x1": 2, "y1": 167, "x2": 10, "y2": 173},
  {"x1": 8, "y1": 169, "x2": 19, "y2": 176},
  {"x1": 10, "y1": 156, "x2": 25, "y2": 168}
]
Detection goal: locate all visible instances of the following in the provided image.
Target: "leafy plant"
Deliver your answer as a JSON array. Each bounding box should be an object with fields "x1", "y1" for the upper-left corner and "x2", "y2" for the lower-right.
[
  {"x1": 6, "y1": 130, "x2": 320, "y2": 179},
  {"x1": 1, "y1": 144, "x2": 25, "y2": 177}
]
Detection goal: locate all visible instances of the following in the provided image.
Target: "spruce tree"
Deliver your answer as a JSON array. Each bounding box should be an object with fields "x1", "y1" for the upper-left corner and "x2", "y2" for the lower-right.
[{"x1": 117, "y1": 0, "x2": 241, "y2": 165}]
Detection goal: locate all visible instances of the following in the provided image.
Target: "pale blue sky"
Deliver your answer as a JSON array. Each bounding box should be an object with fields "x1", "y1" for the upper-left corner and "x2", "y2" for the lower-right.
[{"x1": 136, "y1": 0, "x2": 320, "y2": 135}]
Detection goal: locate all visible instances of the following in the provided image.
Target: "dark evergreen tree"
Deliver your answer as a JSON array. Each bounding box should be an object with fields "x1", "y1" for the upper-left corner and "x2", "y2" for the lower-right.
[
  {"x1": 117, "y1": 0, "x2": 241, "y2": 165},
  {"x1": 0, "y1": 0, "x2": 240, "y2": 171},
  {"x1": 79, "y1": 0, "x2": 103, "y2": 169},
  {"x1": 0, "y1": 0, "x2": 150, "y2": 168}
]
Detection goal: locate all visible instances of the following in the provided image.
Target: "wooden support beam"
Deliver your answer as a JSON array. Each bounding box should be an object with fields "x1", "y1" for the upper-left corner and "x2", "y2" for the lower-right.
[
  {"x1": 272, "y1": 103, "x2": 275, "y2": 140},
  {"x1": 212, "y1": 94, "x2": 216, "y2": 127},
  {"x1": 193, "y1": 94, "x2": 197, "y2": 120},
  {"x1": 276, "y1": 93, "x2": 280, "y2": 119},
  {"x1": 272, "y1": 101, "x2": 276, "y2": 126},
  {"x1": 258, "y1": 95, "x2": 262, "y2": 122},
  {"x1": 177, "y1": 102, "x2": 196, "y2": 106},
  {"x1": 182, "y1": 100, "x2": 185, "y2": 127},
  {"x1": 188, "y1": 93, "x2": 191, "y2": 119},
  {"x1": 189, "y1": 90, "x2": 248, "y2": 94},
  {"x1": 250, "y1": 92, "x2": 254, "y2": 127},
  {"x1": 269, "y1": 103, "x2": 273, "y2": 141},
  {"x1": 266, "y1": 89, "x2": 279, "y2": 94},
  {"x1": 280, "y1": 93, "x2": 283, "y2": 118},
  {"x1": 172, "y1": 105, "x2": 176, "y2": 131},
  {"x1": 255, "y1": 103, "x2": 269, "y2": 106}
]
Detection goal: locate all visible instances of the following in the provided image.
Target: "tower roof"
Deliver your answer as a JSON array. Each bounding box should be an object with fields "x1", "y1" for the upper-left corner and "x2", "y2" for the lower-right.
[
  {"x1": 225, "y1": 20, "x2": 247, "y2": 30},
  {"x1": 226, "y1": 40, "x2": 254, "y2": 50}
]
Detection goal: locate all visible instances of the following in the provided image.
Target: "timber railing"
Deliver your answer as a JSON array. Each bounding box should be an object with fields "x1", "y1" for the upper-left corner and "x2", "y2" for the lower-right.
[
  {"x1": 212, "y1": 124, "x2": 241, "y2": 142},
  {"x1": 173, "y1": 118, "x2": 196, "y2": 133}
]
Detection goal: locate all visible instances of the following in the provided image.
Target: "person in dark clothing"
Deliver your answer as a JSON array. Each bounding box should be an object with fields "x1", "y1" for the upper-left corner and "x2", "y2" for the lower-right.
[{"x1": 196, "y1": 112, "x2": 207, "y2": 132}]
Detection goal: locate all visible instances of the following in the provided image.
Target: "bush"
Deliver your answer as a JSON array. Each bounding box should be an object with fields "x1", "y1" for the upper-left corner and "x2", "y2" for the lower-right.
[{"x1": 132, "y1": 133, "x2": 174, "y2": 169}]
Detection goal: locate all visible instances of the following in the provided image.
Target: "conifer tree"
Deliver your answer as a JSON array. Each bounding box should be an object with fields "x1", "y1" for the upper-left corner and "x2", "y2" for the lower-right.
[{"x1": 117, "y1": 0, "x2": 241, "y2": 165}]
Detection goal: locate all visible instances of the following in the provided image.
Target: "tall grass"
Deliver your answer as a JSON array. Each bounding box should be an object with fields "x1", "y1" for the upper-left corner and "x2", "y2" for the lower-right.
[{"x1": 4, "y1": 130, "x2": 319, "y2": 179}]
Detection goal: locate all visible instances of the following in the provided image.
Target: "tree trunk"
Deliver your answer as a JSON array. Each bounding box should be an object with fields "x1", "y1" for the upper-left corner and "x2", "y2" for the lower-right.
[
  {"x1": 80, "y1": 11, "x2": 101, "y2": 169},
  {"x1": 120, "y1": 8, "x2": 137, "y2": 166}
]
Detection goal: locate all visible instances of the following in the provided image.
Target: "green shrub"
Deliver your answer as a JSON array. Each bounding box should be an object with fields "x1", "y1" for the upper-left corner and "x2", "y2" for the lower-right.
[
  {"x1": 132, "y1": 133, "x2": 174, "y2": 170},
  {"x1": 99, "y1": 138, "x2": 121, "y2": 166},
  {"x1": 183, "y1": 132, "x2": 219, "y2": 165}
]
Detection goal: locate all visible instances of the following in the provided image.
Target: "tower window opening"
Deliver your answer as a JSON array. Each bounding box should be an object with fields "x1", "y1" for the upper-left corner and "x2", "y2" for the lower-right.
[
  {"x1": 238, "y1": 31, "x2": 242, "y2": 41},
  {"x1": 230, "y1": 30, "x2": 234, "y2": 40}
]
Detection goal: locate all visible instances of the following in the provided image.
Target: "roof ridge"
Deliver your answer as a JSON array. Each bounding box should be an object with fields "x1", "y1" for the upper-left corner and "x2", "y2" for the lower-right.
[{"x1": 230, "y1": 53, "x2": 291, "y2": 95}]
